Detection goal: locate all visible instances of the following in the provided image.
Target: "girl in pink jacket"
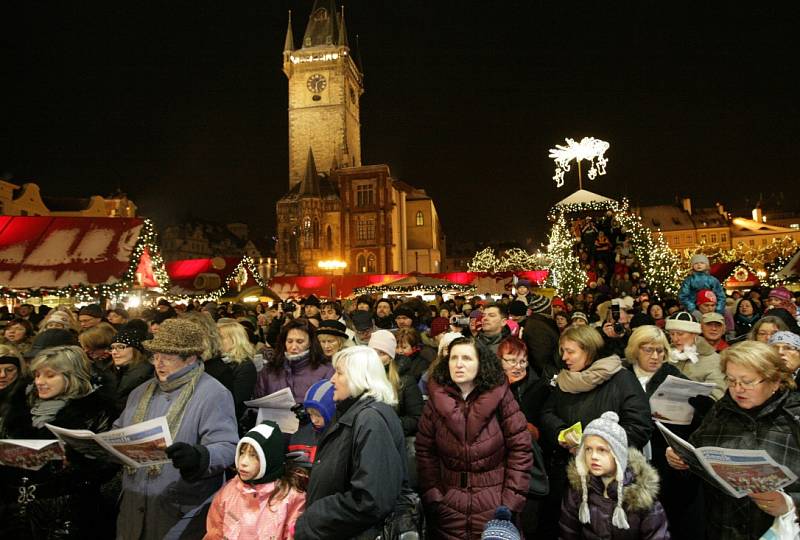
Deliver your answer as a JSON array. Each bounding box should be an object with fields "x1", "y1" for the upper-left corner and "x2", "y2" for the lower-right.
[{"x1": 205, "y1": 421, "x2": 307, "y2": 540}]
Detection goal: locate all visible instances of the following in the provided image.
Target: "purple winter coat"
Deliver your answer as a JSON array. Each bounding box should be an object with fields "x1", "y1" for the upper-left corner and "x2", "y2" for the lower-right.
[
  {"x1": 560, "y1": 448, "x2": 670, "y2": 540},
  {"x1": 253, "y1": 351, "x2": 333, "y2": 403}
]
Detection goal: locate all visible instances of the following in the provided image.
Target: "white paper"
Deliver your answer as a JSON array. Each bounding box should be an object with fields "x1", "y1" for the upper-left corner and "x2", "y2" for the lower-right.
[
  {"x1": 0, "y1": 439, "x2": 63, "y2": 470},
  {"x1": 650, "y1": 375, "x2": 716, "y2": 425},
  {"x1": 656, "y1": 421, "x2": 798, "y2": 498},
  {"x1": 245, "y1": 388, "x2": 299, "y2": 434},
  {"x1": 46, "y1": 416, "x2": 174, "y2": 469}
]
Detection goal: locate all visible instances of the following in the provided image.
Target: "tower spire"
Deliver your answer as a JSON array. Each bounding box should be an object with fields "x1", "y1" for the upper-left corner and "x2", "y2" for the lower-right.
[
  {"x1": 337, "y1": 5, "x2": 349, "y2": 48},
  {"x1": 302, "y1": 0, "x2": 338, "y2": 48},
  {"x1": 283, "y1": 11, "x2": 294, "y2": 53},
  {"x1": 299, "y1": 148, "x2": 320, "y2": 196}
]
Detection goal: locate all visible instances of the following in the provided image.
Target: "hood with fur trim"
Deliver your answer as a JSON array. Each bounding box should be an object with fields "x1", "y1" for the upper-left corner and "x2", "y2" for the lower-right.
[{"x1": 567, "y1": 447, "x2": 660, "y2": 513}]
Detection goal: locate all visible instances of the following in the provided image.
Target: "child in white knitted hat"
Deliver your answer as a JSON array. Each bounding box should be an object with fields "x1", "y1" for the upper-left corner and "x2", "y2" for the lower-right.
[{"x1": 559, "y1": 411, "x2": 670, "y2": 539}]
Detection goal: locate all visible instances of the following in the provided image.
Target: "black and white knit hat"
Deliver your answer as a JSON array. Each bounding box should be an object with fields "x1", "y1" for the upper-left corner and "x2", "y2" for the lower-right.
[
  {"x1": 575, "y1": 411, "x2": 630, "y2": 530},
  {"x1": 481, "y1": 506, "x2": 520, "y2": 540},
  {"x1": 527, "y1": 294, "x2": 552, "y2": 314},
  {"x1": 236, "y1": 421, "x2": 286, "y2": 484}
]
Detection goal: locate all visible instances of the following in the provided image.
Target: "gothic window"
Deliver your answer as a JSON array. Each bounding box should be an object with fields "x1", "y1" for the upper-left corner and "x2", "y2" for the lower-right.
[
  {"x1": 367, "y1": 254, "x2": 376, "y2": 273},
  {"x1": 303, "y1": 217, "x2": 312, "y2": 248},
  {"x1": 326, "y1": 225, "x2": 333, "y2": 251},
  {"x1": 289, "y1": 227, "x2": 299, "y2": 261},
  {"x1": 313, "y1": 218, "x2": 320, "y2": 249},
  {"x1": 356, "y1": 184, "x2": 375, "y2": 207},
  {"x1": 357, "y1": 254, "x2": 366, "y2": 273},
  {"x1": 416, "y1": 211, "x2": 424, "y2": 226}
]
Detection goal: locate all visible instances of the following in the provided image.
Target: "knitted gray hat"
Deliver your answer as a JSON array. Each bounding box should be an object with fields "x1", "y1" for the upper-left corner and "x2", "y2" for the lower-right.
[
  {"x1": 690, "y1": 254, "x2": 710, "y2": 267},
  {"x1": 575, "y1": 411, "x2": 630, "y2": 530},
  {"x1": 769, "y1": 331, "x2": 800, "y2": 350}
]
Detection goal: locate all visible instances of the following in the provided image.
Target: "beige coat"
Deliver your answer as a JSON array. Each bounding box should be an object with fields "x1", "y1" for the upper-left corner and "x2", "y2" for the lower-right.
[{"x1": 669, "y1": 336, "x2": 726, "y2": 400}]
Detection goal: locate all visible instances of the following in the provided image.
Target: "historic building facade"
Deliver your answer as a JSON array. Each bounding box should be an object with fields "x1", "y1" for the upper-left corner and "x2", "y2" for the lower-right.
[
  {"x1": 0, "y1": 180, "x2": 137, "y2": 217},
  {"x1": 275, "y1": 0, "x2": 444, "y2": 275}
]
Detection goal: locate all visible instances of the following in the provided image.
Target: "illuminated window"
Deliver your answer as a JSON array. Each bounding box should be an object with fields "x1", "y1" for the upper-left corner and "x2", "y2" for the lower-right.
[
  {"x1": 367, "y1": 254, "x2": 376, "y2": 273},
  {"x1": 721, "y1": 232, "x2": 727, "y2": 242},
  {"x1": 711, "y1": 233, "x2": 717, "y2": 243},
  {"x1": 357, "y1": 254, "x2": 366, "y2": 273},
  {"x1": 700, "y1": 234, "x2": 707, "y2": 243},
  {"x1": 416, "y1": 211, "x2": 424, "y2": 226}
]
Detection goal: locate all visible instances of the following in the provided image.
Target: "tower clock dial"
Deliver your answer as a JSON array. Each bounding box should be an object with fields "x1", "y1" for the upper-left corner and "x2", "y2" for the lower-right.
[{"x1": 307, "y1": 74, "x2": 327, "y2": 93}]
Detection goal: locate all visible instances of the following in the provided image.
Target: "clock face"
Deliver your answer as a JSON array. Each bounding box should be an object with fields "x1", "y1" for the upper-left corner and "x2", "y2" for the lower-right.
[{"x1": 307, "y1": 74, "x2": 327, "y2": 94}]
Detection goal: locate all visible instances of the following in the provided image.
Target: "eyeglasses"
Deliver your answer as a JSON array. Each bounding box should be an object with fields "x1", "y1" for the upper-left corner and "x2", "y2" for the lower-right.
[
  {"x1": 501, "y1": 358, "x2": 529, "y2": 368},
  {"x1": 639, "y1": 346, "x2": 666, "y2": 356},
  {"x1": 757, "y1": 330, "x2": 777, "y2": 337},
  {"x1": 724, "y1": 377, "x2": 765, "y2": 390},
  {"x1": 110, "y1": 344, "x2": 130, "y2": 352}
]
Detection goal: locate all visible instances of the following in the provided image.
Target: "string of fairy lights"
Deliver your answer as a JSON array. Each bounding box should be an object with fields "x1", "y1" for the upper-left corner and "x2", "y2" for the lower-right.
[{"x1": 0, "y1": 219, "x2": 268, "y2": 304}]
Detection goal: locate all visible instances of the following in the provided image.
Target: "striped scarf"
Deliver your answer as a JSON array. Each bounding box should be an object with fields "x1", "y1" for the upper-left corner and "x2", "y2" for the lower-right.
[{"x1": 126, "y1": 361, "x2": 205, "y2": 476}]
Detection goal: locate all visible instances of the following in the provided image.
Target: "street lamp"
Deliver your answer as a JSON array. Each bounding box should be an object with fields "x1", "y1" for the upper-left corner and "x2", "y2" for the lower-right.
[{"x1": 318, "y1": 260, "x2": 347, "y2": 299}]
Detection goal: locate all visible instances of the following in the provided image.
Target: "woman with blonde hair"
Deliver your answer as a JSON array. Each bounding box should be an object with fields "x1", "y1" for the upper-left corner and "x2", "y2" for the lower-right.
[
  {"x1": 538, "y1": 324, "x2": 651, "y2": 536},
  {"x1": 294, "y1": 346, "x2": 407, "y2": 539},
  {"x1": 667, "y1": 341, "x2": 800, "y2": 539},
  {"x1": 184, "y1": 311, "x2": 234, "y2": 395},
  {"x1": 217, "y1": 320, "x2": 258, "y2": 422},
  {"x1": 1, "y1": 346, "x2": 117, "y2": 538},
  {"x1": 40, "y1": 306, "x2": 80, "y2": 334}
]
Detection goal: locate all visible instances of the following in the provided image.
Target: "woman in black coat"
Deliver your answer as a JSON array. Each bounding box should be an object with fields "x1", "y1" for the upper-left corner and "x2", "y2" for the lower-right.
[
  {"x1": 538, "y1": 325, "x2": 651, "y2": 536},
  {"x1": 624, "y1": 324, "x2": 705, "y2": 539},
  {"x1": 295, "y1": 346, "x2": 407, "y2": 540},
  {"x1": 2, "y1": 346, "x2": 117, "y2": 539}
]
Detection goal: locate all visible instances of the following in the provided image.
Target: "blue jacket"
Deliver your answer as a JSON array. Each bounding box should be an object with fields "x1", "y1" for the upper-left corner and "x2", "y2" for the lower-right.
[{"x1": 679, "y1": 272, "x2": 726, "y2": 313}]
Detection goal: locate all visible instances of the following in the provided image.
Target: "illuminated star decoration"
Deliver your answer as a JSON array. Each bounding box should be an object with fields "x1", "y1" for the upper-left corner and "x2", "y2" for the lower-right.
[{"x1": 548, "y1": 137, "x2": 610, "y2": 188}]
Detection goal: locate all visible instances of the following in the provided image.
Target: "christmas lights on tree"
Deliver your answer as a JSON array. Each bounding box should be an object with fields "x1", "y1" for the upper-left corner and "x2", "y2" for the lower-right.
[
  {"x1": 545, "y1": 212, "x2": 586, "y2": 296},
  {"x1": 466, "y1": 247, "x2": 550, "y2": 273}
]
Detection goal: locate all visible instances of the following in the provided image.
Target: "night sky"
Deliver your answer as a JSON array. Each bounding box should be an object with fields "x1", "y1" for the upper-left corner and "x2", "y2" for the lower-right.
[{"x1": 3, "y1": 1, "x2": 799, "y2": 246}]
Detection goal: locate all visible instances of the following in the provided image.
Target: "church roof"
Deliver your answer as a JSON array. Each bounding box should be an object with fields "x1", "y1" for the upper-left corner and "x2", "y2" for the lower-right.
[{"x1": 298, "y1": 148, "x2": 320, "y2": 197}]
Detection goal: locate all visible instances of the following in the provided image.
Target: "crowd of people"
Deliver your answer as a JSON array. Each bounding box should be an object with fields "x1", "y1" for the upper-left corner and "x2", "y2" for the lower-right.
[{"x1": 1, "y1": 268, "x2": 799, "y2": 539}]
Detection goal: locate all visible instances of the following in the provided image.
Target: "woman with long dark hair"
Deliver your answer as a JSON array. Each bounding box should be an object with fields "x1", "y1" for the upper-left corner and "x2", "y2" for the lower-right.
[
  {"x1": 416, "y1": 336, "x2": 532, "y2": 538},
  {"x1": 254, "y1": 319, "x2": 333, "y2": 403}
]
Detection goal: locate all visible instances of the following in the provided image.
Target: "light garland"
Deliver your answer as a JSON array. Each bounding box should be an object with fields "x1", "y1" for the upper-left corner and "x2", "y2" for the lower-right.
[
  {"x1": 549, "y1": 137, "x2": 610, "y2": 188},
  {"x1": 466, "y1": 247, "x2": 550, "y2": 273},
  {"x1": 545, "y1": 212, "x2": 586, "y2": 296},
  {"x1": 353, "y1": 282, "x2": 476, "y2": 295}
]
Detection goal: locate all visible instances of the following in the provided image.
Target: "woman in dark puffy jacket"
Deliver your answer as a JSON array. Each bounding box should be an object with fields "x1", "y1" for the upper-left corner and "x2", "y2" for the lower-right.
[
  {"x1": 538, "y1": 325, "x2": 652, "y2": 536},
  {"x1": 733, "y1": 298, "x2": 761, "y2": 339},
  {"x1": 1, "y1": 346, "x2": 117, "y2": 539},
  {"x1": 415, "y1": 336, "x2": 532, "y2": 539}
]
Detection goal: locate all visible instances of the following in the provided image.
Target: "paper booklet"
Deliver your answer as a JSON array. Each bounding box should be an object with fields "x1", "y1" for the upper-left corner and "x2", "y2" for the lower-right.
[
  {"x1": 650, "y1": 375, "x2": 716, "y2": 425},
  {"x1": 656, "y1": 421, "x2": 798, "y2": 498},
  {"x1": 46, "y1": 416, "x2": 174, "y2": 469},
  {"x1": 244, "y1": 387, "x2": 300, "y2": 434},
  {"x1": 0, "y1": 439, "x2": 64, "y2": 470}
]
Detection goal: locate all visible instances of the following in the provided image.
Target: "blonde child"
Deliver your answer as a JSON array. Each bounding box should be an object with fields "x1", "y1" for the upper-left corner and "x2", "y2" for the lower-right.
[{"x1": 205, "y1": 421, "x2": 306, "y2": 539}]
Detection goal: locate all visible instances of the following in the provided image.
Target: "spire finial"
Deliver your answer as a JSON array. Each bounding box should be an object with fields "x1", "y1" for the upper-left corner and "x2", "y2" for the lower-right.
[{"x1": 283, "y1": 10, "x2": 295, "y2": 53}]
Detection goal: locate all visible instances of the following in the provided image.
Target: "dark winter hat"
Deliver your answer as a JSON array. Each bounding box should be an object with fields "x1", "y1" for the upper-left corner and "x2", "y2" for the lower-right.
[
  {"x1": 508, "y1": 300, "x2": 528, "y2": 317},
  {"x1": 301, "y1": 294, "x2": 321, "y2": 307},
  {"x1": 481, "y1": 506, "x2": 520, "y2": 540},
  {"x1": 111, "y1": 307, "x2": 129, "y2": 319},
  {"x1": 516, "y1": 279, "x2": 530, "y2": 289},
  {"x1": 527, "y1": 294, "x2": 552, "y2": 314},
  {"x1": 236, "y1": 421, "x2": 286, "y2": 484},
  {"x1": 151, "y1": 310, "x2": 177, "y2": 326},
  {"x1": 25, "y1": 328, "x2": 79, "y2": 359},
  {"x1": 0, "y1": 355, "x2": 21, "y2": 369},
  {"x1": 78, "y1": 304, "x2": 104, "y2": 319},
  {"x1": 350, "y1": 310, "x2": 375, "y2": 331},
  {"x1": 393, "y1": 304, "x2": 416, "y2": 321},
  {"x1": 141, "y1": 318, "x2": 205, "y2": 356},
  {"x1": 429, "y1": 316, "x2": 449, "y2": 337},
  {"x1": 303, "y1": 379, "x2": 336, "y2": 427},
  {"x1": 316, "y1": 320, "x2": 348, "y2": 339},
  {"x1": 157, "y1": 298, "x2": 172, "y2": 307},
  {"x1": 113, "y1": 322, "x2": 148, "y2": 352}
]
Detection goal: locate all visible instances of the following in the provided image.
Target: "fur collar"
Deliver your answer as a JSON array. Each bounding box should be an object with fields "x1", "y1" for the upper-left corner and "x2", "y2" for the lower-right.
[{"x1": 567, "y1": 448, "x2": 660, "y2": 512}]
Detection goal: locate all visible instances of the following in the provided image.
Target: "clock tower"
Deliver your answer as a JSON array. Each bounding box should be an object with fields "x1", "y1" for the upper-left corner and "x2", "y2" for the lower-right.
[{"x1": 283, "y1": 1, "x2": 363, "y2": 188}]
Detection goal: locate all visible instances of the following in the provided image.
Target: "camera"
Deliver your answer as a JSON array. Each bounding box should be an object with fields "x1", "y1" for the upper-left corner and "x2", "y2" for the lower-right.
[
  {"x1": 610, "y1": 300, "x2": 625, "y2": 335},
  {"x1": 282, "y1": 301, "x2": 296, "y2": 313},
  {"x1": 450, "y1": 315, "x2": 470, "y2": 327}
]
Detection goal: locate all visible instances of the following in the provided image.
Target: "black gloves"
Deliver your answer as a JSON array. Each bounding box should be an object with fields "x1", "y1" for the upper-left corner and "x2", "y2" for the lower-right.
[
  {"x1": 166, "y1": 442, "x2": 210, "y2": 482},
  {"x1": 688, "y1": 395, "x2": 715, "y2": 417}
]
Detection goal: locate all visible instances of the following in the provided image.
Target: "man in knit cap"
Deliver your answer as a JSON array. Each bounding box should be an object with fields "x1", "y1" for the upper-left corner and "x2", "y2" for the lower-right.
[
  {"x1": 521, "y1": 294, "x2": 561, "y2": 379},
  {"x1": 560, "y1": 411, "x2": 668, "y2": 539}
]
